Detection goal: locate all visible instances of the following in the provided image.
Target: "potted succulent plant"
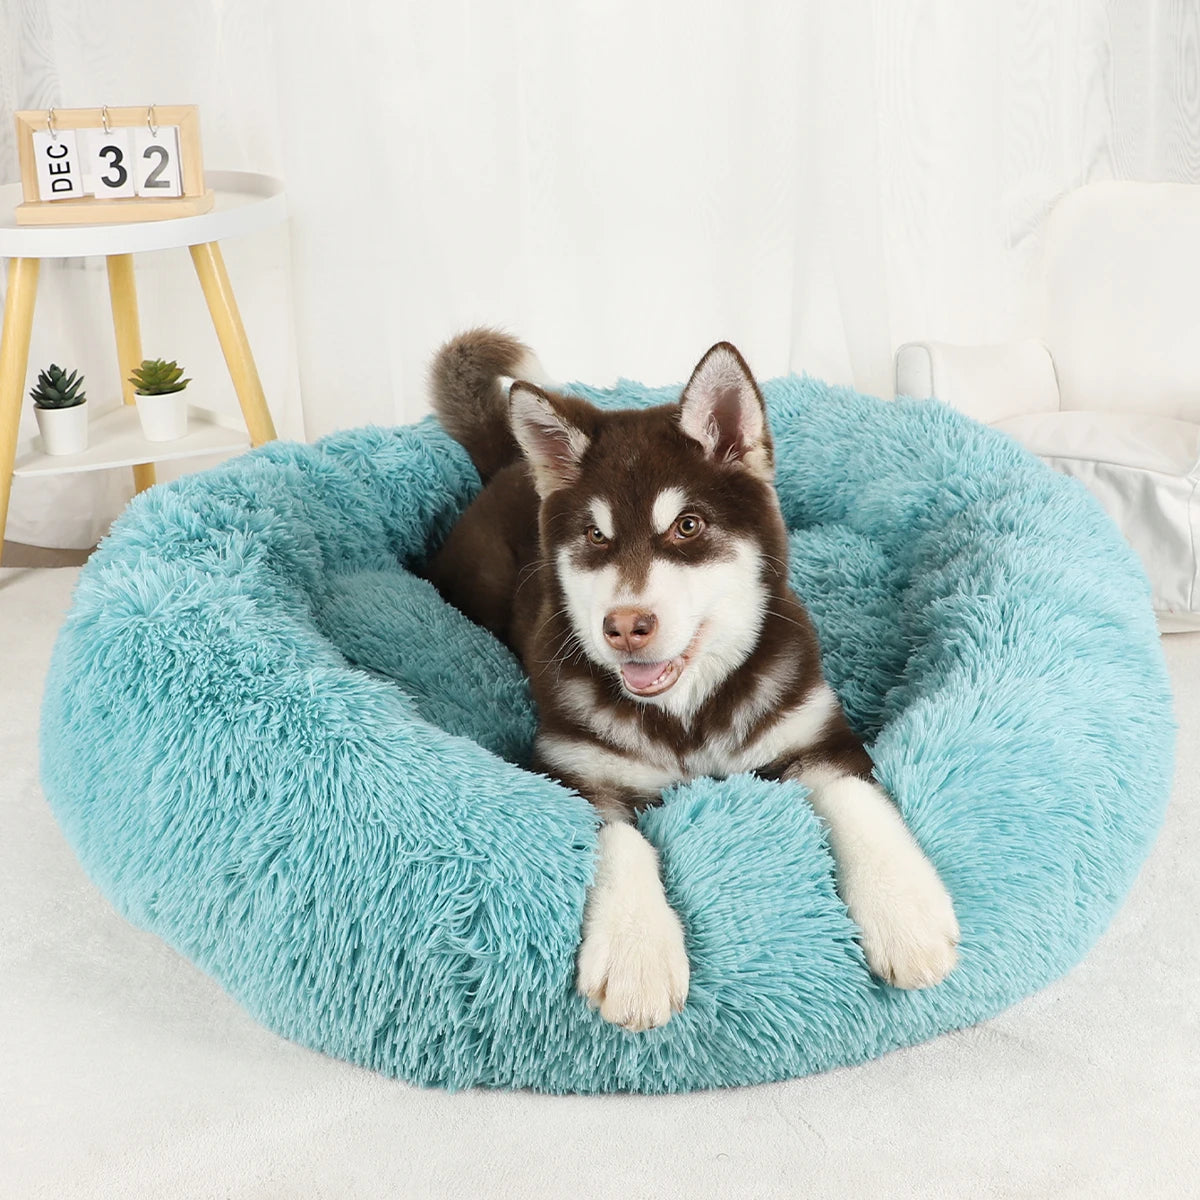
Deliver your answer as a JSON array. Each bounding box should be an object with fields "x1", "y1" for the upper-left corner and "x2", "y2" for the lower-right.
[
  {"x1": 130, "y1": 358, "x2": 191, "y2": 442},
  {"x1": 30, "y1": 364, "x2": 89, "y2": 455}
]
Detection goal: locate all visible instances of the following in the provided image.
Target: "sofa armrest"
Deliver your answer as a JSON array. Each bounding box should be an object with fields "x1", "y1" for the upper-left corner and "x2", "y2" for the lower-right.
[{"x1": 895, "y1": 339, "x2": 1061, "y2": 425}]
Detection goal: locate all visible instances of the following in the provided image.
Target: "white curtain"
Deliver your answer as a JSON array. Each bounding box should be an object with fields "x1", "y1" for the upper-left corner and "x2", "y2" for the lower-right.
[{"x1": 2, "y1": 0, "x2": 1198, "y2": 547}]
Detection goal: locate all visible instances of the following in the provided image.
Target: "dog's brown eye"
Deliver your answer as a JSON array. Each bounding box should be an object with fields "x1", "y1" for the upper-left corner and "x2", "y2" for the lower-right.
[
  {"x1": 674, "y1": 514, "x2": 704, "y2": 539},
  {"x1": 586, "y1": 525, "x2": 609, "y2": 547}
]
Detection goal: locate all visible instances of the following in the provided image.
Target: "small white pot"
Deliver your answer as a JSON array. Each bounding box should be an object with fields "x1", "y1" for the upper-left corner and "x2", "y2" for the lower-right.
[
  {"x1": 135, "y1": 392, "x2": 189, "y2": 442},
  {"x1": 34, "y1": 401, "x2": 89, "y2": 455}
]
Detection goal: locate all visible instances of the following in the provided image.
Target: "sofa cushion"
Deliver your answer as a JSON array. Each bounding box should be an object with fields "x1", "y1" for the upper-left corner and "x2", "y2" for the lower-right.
[
  {"x1": 1045, "y1": 181, "x2": 1200, "y2": 422},
  {"x1": 994, "y1": 410, "x2": 1200, "y2": 624}
]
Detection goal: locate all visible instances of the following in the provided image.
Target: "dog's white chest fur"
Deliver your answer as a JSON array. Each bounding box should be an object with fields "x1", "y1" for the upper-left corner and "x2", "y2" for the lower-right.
[
  {"x1": 681, "y1": 681, "x2": 839, "y2": 777},
  {"x1": 540, "y1": 678, "x2": 841, "y2": 794}
]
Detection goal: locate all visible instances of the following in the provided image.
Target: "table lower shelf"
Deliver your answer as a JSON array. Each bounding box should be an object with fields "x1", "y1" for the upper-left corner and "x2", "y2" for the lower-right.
[{"x1": 14, "y1": 404, "x2": 250, "y2": 478}]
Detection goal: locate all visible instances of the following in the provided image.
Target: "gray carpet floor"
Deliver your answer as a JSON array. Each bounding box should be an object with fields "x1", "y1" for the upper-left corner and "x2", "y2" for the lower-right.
[{"x1": 3, "y1": 564, "x2": 1197, "y2": 1199}]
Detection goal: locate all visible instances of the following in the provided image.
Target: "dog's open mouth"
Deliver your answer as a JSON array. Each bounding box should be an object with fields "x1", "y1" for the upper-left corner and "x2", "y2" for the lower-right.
[
  {"x1": 618, "y1": 626, "x2": 705, "y2": 698},
  {"x1": 619, "y1": 658, "x2": 683, "y2": 697}
]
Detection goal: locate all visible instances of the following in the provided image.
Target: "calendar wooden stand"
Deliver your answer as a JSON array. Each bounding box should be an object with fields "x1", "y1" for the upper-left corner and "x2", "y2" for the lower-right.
[
  {"x1": 0, "y1": 170, "x2": 287, "y2": 564},
  {"x1": 13, "y1": 106, "x2": 212, "y2": 226}
]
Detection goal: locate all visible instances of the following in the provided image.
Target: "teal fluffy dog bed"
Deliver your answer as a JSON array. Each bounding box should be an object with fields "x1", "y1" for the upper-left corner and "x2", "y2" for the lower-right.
[{"x1": 40, "y1": 376, "x2": 1174, "y2": 1093}]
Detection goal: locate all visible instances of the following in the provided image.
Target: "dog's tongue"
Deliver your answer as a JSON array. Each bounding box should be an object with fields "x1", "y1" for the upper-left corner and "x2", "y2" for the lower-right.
[{"x1": 621, "y1": 661, "x2": 668, "y2": 690}]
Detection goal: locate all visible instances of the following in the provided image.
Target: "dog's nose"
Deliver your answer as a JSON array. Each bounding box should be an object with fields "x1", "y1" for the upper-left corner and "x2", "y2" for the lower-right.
[{"x1": 602, "y1": 608, "x2": 658, "y2": 653}]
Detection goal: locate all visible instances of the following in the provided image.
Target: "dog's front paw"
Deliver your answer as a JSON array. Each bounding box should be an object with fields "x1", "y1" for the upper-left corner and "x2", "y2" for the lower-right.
[
  {"x1": 576, "y1": 896, "x2": 690, "y2": 1032},
  {"x1": 844, "y1": 847, "x2": 960, "y2": 990}
]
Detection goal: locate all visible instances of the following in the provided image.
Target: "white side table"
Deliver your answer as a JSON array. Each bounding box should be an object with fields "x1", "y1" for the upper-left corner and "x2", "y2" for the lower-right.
[{"x1": 0, "y1": 169, "x2": 287, "y2": 563}]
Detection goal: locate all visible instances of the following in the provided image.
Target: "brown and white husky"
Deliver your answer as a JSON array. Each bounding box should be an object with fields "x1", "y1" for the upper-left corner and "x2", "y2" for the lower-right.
[{"x1": 426, "y1": 329, "x2": 959, "y2": 1032}]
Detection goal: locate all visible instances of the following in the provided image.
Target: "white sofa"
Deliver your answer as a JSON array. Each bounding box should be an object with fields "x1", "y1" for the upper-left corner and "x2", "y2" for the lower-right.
[{"x1": 896, "y1": 181, "x2": 1200, "y2": 632}]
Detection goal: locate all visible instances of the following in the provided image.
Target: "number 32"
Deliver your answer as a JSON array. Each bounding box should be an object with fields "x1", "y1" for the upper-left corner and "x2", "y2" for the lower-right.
[{"x1": 99, "y1": 143, "x2": 171, "y2": 190}]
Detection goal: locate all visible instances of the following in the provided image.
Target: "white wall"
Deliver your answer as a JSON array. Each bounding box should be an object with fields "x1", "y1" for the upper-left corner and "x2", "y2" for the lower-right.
[{"x1": 2, "y1": 0, "x2": 1199, "y2": 546}]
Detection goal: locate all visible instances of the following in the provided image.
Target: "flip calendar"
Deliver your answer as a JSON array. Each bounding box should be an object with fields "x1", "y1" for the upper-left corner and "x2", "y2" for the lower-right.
[{"x1": 14, "y1": 105, "x2": 212, "y2": 226}]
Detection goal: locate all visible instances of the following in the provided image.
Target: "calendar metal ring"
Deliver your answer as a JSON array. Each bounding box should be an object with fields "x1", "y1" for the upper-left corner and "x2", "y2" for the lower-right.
[
  {"x1": 101, "y1": 105, "x2": 112, "y2": 135},
  {"x1": 146, "y1": 104, "x2": 158, "y2": 136},
  {"x1": 46, "y1": 108, "x2": 58, "y2": 141}
]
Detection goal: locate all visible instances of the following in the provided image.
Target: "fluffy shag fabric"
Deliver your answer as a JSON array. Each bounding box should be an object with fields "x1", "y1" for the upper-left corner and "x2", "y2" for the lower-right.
[{"x1": 40, "y1": 376, "x2": 1174, "y2": 1094}]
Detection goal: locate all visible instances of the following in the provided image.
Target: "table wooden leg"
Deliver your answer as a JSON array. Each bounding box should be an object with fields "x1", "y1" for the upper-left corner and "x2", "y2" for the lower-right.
[
  {"x1": 106, "y1": 254, "x2": 156, "y2": 494},
  {"x1": 0, "y1": 257, "x2": 41, "y2": 567},
  {"x1": 189, "y1": 241, "x2": 277, "y2": 446}
]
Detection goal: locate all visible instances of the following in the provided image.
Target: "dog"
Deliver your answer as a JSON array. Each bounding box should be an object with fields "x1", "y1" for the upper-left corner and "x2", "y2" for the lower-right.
[{"x1": 425, "y1": 329, "x2": 960, "y2": 1032}]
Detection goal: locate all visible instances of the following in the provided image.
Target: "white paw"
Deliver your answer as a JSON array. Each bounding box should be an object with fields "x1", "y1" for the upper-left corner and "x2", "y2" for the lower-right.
[
  {"x1": 843, "y1": 846, "x2": 960, "y2": 990},
  {"x1": 576, "y1": 893, "x2": 690, "y2": 1032}
]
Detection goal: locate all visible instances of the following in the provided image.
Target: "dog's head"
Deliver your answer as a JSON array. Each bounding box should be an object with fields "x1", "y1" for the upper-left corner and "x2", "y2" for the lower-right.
[{"x1": 510, "y1": 342, "x2": 786, "y2": 718}]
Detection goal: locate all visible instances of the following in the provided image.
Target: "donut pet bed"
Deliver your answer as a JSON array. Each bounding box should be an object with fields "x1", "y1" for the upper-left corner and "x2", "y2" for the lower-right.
[{"x1": 40, "y1": 375, "x2": 1174, "y2": 1093}]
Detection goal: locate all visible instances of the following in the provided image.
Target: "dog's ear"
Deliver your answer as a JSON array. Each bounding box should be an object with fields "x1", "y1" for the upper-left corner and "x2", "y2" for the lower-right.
[
  {"x1": 678, "y1": 342, "x2": 773, "y2": 479},
  {"x1": 510, "y1": 382, "x2": 592, "y2": 497}
]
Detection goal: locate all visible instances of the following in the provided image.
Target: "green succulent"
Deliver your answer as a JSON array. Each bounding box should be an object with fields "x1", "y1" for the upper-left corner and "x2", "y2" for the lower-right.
[
  {"x1": 30, "y1": 364, "x2": 87, "y2": 410},
  {"x1": 130, "y1": 358, "x2": 191, "y2": 396}
]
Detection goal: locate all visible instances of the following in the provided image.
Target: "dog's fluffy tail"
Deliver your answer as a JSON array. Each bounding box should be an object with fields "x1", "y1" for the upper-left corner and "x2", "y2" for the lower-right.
[{"x1": 429, "y1": 328, "x2": 548, "y2": 483}]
